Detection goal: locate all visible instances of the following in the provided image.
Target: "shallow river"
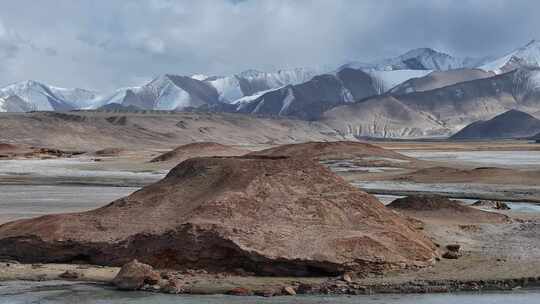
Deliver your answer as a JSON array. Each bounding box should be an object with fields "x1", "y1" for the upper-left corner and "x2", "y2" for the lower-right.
[{"x1": 1, "y1": 282, "x2": 540, "y2": 304}]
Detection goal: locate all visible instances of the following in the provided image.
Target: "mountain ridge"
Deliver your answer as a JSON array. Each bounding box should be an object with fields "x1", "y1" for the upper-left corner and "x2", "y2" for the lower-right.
[
  {"x1": 322, "y1": 67, "x2": 540, "y2": 138},
  {"x1": 450, "y1": 109, "x2": 540, "y2": 139}
]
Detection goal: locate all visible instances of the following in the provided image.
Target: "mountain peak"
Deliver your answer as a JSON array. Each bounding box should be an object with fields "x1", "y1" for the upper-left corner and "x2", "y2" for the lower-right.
[
  {"x1": 237, "y1": 69, "x2": 265, "y2": 78},
  {"x1": 524, "y1": 39, "x2": 540, "y2": 48},
  {"x1": 496, "y1": 109, "x2": 535, "y2": 120},
  {"x1": 375, "y1": 47, "x2": 468, "y2": 71},
  {"x1": 4, "y1": 80, "x2": 46, "y2": 90},
  {"x1": 401, "y1": 47, "x2": 442, "y2": 57}
]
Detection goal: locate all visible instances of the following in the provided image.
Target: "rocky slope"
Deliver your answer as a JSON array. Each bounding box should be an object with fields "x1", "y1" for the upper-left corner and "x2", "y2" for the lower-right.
[
  {"x1": 322, "y1": 68, "x2": 540, "y2": 138},
  {"x1": 451, "y1": 109, "x2": 540, "y2": 139},
  {"x1": 0, "y1": 156, "x2": 436, "y2": 276},
  {"x1": 389, "y1": 69, "x2": 494, "y2": 95},
  {"x1": 0, "y1": 111, "x2": 343, "y2": 150},
  {"x1": 322, "y1": 94, "x2": 451, "y2": 138}
]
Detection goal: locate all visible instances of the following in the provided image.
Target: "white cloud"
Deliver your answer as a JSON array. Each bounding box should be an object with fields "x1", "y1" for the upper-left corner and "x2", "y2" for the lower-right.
[{"x1": 0, "y1": 0, "x2": 538, "y2": 92}]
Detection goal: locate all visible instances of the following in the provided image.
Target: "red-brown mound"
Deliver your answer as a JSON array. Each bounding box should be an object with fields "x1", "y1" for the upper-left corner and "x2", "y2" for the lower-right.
[
  {"x1": 249, "y1": 141, "x2": 411, "y2": 161},
  {"x1": 0, "y1": 156, "x2": 435, "y2": 276},
  {"x1": 0, "y1": 143, "x2": 21, "y2": 159},
  {"x1": 150, "y1": 142, "x2": 248, "y2": 163},
  {"x1": 94, "y1": 148, "x2": 126, "y2": 157},
  {"x1": 0, "y1": 143, "x2": 18, "y2": 151},
  {"x1": 388, "y1": 195, "x2": 509, "y2": 224}
]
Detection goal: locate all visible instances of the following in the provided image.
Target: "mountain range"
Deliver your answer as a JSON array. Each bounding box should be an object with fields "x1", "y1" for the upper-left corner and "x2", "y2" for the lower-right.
[
  {"x1": 323, "y1": 67, "x2": 540, "y2": 138},
  {"x1": 3, "y1": 40, "x2": 540, "y2": 139},
  {"x1": 339, "y1": 47, "x2": 489, "y2": 71}
]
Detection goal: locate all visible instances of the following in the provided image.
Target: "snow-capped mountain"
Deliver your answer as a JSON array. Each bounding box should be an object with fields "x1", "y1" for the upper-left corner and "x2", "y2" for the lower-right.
[
  {"x1": 95, "y1": 68, "x2": 321, "y2": 110},
  {"x1": 0, "y1": 80, "x2": 98, "y2": 112},
  {"x1": 341, "y1": 48, "x2": 487, "y2": 71},
  {"x1": 236, "y1": 68, "x2": 381, "y2": 120},
  {"x1": 200, "y1": 67, "x2": 320, "y2": 103},
  {"x1": 481, "y1": 40, "x2": 540, "y2": 74},
  {"x1": 97, "y1": 74, "x2": 220, "y2": 110}
]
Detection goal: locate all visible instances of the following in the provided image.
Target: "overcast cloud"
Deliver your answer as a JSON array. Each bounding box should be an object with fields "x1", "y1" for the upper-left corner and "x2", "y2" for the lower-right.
[{"x1": 0, "y1": 0, "x2": 538, "y2": 91}]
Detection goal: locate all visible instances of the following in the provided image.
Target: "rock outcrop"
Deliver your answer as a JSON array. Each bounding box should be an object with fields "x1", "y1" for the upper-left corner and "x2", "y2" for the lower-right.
[
  {"x1": 442, "y1": 244, "x2": 462, "y2": 260},
  {"x1": 0, "y1": 156, "x2": 436, "y2": 276},
  {"x1": 113, "y1": 260, "x2": 161, "y2": 290},
  {"x1": 150, "y1": 142, "x2": 248, "y2": 163},
  {"x1": 472, "y1": 200, "x2": 511, "y2": 210},
  {"x1": 249, "y1": 141, "x2": 411, "y2": 162},
  {"x1": 388, "y1": 195, "x2": 509, "y2": 224}
]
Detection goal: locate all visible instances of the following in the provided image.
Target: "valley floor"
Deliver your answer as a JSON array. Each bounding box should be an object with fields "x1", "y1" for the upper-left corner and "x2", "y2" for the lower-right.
[{"x1": 1, "y1": 139, "x2": 540, "y2": 296}]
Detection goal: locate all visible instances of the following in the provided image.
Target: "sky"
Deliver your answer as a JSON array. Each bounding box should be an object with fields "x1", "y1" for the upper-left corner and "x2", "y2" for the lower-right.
[{"x1": 0, "y1": 0, "x2": 538, "y2": 92}]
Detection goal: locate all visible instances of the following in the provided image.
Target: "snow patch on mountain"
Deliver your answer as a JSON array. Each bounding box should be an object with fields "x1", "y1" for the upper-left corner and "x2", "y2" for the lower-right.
[
  {"x1": 0, "y1": 97, "x2": 6, "y2": 112},
  {"x1": 205, "y1": 76, "x2": 244, "y2": 103},
  {"x1": 147, "y1": 75, "x2": 192, "y2": 110},
  {"x1": 481, "y1": 40, "x2": 540, "y2": 74},
  {"x1": 191, "y1": 74, "x2": 209, "y2": 81},
  {"x1": 231, "y1": 87, "x2": 283, "y2": 105},
  {"x1": 367, "y1": 70, "x2": 433, "y2": 93},
  {"x1": 278, "y1": 87, "x2": 295, "y2": 115}
]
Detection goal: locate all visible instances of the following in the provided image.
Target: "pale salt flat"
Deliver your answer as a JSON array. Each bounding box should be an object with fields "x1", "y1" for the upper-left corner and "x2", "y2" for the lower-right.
[
  {"x1": 0, "y1": 158, "x2": 165, "y2": 179},
  {"x1": 401, "y1": 150, "x2": 540, "y2": 168},
  {"x1": 0, "y1": 185, "x2": 138, "y2": 224}
]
